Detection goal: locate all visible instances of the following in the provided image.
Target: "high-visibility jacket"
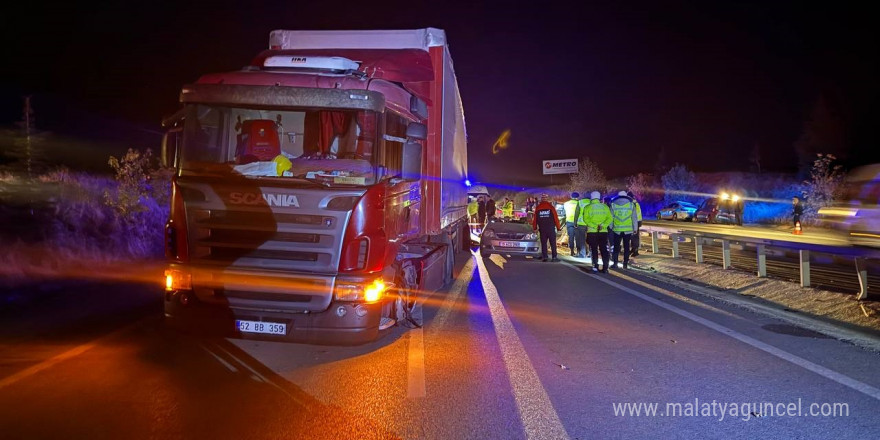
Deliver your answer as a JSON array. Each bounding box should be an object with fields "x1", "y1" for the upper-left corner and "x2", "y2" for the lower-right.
[
  {"x1": 467, "y1": 200, "x2": 478, "y2": 217},
  {"x1": 575, "y1": 199, "x2": 591, "y2": 226},
  {"x1": 611, "y1": 197, "x2": 638, "y2": 234},
  {"x1": 563, "y1": 199, "x2": 579, "y2": 223},
  {"x1": 634, "y1": 200, "x2": 642, "y2": 222},
  {"x1": 579, "y1": 199, "x2": 612, "y2": 233},
  {"x1": 502, "y1": 201, "x2": 514, "y2": 217}
]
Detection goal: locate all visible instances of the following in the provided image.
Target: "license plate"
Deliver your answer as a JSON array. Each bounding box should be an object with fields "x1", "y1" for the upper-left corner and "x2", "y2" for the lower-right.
[
  {"x1": 236, "y1": 320, "x2": 287, "y2": 335},
  {"x1": 498, "y1": 241, "x2": 521, "y2": 248}
]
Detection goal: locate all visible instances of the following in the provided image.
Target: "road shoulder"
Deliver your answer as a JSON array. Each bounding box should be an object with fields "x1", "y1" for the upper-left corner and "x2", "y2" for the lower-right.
[{"x1": 623, "y1": 253, "x2": 880, "y2": 352}]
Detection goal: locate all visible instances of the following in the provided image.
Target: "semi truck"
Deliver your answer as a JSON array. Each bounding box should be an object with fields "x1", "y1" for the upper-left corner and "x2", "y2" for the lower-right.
[{"x1": 161, "y1": 28, "x2": 469, "y2": 344}]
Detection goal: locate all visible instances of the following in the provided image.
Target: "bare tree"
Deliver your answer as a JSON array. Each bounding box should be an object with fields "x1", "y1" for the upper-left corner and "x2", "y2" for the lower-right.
[
  {"x1": 661, "y1": 164, "x2": 699, "y2": 204},
  {"x1": 625, "y1": 173, "x2": 654, "y2": 201},
  {"x1": 568, "y1": 157, "x2": 607, "y2": 195},
  {"x1": 801, "y1": 153, "x2": 845, "y2": 224},
  {"x1": 794, "y1": 94, "x2": 847, "y2": 176}
]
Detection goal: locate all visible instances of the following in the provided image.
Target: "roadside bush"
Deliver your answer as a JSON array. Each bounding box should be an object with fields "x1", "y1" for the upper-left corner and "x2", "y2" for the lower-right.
[
  {"x1": 801, "y1": 153, "x2": 845, "y2": 224},
  {"x1": 661, "y1": 164, "x2": 699, "y2": 205},
  {"x1": 47, "y1": 148, "x2": 171, "y2": 261}
]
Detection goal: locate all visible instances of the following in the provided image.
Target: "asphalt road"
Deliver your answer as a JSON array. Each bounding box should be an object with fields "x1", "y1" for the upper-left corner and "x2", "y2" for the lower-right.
[{"x1": 1, "y1": 250, "x2": 880, "y2": 439}]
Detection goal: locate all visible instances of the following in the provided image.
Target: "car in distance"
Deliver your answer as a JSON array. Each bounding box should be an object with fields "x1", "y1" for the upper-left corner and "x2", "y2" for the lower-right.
[
  {"x1": 656, "y1": 201, "x2": 698, "y2": 221},
  {"x1": 479, "y1": 220, "x2": 541, "y2": 258},
  {"x1": 694, "y1": 195, "x2": 743, "y2": 225}
]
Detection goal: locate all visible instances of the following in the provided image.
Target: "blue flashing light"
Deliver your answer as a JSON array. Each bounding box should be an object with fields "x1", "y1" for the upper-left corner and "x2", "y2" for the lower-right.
[{"x1": 465, "y1": 179, "x2": 472, "y2": 187}]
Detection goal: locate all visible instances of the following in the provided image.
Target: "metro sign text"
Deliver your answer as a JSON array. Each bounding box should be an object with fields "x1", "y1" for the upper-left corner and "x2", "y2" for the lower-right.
[{"x1": 542, "y1": 159, "x2": 579, "y2": 175}]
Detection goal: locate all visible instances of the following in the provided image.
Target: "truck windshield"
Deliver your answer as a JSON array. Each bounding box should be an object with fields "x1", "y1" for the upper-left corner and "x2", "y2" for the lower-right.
[{"x1": 180, "y1": 104, "x2": 378, "y2": 186}]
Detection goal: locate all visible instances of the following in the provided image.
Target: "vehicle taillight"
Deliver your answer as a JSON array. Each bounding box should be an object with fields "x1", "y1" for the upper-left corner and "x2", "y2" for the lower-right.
[
  {"x1": 339, "y1": 185, "x2": 388, "y2": 273},
  {"x1": 165, "y1": 178, "x2": 189, "y2": 262}
]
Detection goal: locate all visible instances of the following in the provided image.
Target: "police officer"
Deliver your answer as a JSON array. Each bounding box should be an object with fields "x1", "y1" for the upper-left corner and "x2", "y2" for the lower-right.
[
  {"x1": 532, "y1": 193, "x2": 562, "y2": 261},
  {"x1": 792, "y1": 196, "x2": 804, "y2": 228},
  {"x1": 627, "y1": 191, "x2": 642, "y2": 257},
  {"x1": 467, "y1": 196, "x2": 479, "y2": 223},
  {"x1": 610, "y1": 191, "x2": 638, "y2": 269},
  {"x1": 563, "y1": 192, "x2": 580, "y2": 256},
  {"x1": 502, "y1": 197, "x2": 514, "y2": 219},
  {"x1": 477, "y1": 195, "x2": 487, "y2": 226},
  {"x1": 581, "y1": 191, "x2": 612, "y2": 273},
  {"x1": 486, "y1": 197, "x2": 496, "y2": 222},
  {"x1": 574, "y1": 193, "x2": 592, "y2": 258}
]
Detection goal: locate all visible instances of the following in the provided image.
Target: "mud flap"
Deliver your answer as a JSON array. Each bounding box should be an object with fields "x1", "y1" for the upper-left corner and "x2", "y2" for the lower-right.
[{"x1": 395, "y1": 259, "x2": 421, "y2": 328}]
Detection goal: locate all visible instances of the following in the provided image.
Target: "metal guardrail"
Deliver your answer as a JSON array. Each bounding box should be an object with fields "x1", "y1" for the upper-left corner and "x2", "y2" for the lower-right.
[{"x1": 638, "y1": 221, "x2": 880, "y2": 300}]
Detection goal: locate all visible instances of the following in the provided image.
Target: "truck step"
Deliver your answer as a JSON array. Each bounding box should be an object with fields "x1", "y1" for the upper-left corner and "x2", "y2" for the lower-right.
[{"x1": 379, "y1": 316, "x2": 396, "y2": 330}]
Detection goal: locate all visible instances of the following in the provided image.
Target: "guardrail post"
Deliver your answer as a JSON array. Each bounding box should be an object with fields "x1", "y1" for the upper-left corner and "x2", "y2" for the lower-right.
[
  {"x1": 855, "y1": 257, "x2": 869, "y2": 300},
  {"x1": 756, "y1": 244, "x2": 766, "y2": 278},
  {"x1": 694, "y1": 238, "x2": 703, "y2": 263},
  {"x1": 722, "y1": 240, "x2": 731, "y2": 269},
  {"x1": 799, "y1": 250, "x2": 811, "y2": 287},
  {"x1": 671, "y1": 235, "x2": 680, "y2": 258},
  {"x1": 651, "y1": 231, "x2": 659, "y2": 254}
]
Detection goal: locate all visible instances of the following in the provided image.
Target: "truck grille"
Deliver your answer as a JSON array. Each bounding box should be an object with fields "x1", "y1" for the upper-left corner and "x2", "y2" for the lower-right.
[{"x1": 189, "y1": 207, "x2": 347, "y2": 272}]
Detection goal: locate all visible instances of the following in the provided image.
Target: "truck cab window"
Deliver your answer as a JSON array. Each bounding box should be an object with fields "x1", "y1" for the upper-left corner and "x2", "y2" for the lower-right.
[
  {"x1": 382, "y1": 112, "x2": 409, "y2": 178},
  {"x1": 179, "y1": 104, "x2": 378, "y2": 186}
]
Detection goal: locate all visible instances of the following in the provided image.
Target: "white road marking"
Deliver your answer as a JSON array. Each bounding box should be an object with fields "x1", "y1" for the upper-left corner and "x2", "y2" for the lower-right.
[
  {"x1": 408, "y1": 259, "x2": 474, "y2": 399},
  {"x1": 429, "y1": 258, "x2": 475, "y2": 332},
  {"x1": 0, "y1": 319, "x2": 145, "y2": 391},
  {"x1": 563, "y1": 262, "x2": 880, "y2": 402},
  {"x1": 407, "y1": 326, "x2": 426, "y2": 399},
  {"x1": 201, "y1": 344, "x2": 238, "y2": 373},
  {"x1": 475, "y1": 252, "x2": 571, "y2": 440}
]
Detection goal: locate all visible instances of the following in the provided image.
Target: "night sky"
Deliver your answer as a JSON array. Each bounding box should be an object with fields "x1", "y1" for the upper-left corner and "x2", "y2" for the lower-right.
[{"x1": 2, "y1": 1, "x2": 877, "y2": 186}]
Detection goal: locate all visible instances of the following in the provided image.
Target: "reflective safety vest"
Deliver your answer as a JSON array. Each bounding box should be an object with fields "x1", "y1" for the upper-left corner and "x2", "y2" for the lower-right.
[
  {"x1": 502, "y1": 201, "x2": 514, "y2": 217},
  {"x1": 579, "y1": 200, "x2": 612, "y2": 232},
  {"x1": 611, "y1": 198, "x2": 637, "y2": 234},
  {"x1": 575, "y1": 199, "x2": 591, "y2": 226},
  {"x1": 467, "y1": 200, "x2": 478, "y2": 216},
  {"x1": 563, "y1": 199, "x2": 579, "y2": 223},
  {"x1": 634, "y1": 201, "x2": 643, "y2": 222}
]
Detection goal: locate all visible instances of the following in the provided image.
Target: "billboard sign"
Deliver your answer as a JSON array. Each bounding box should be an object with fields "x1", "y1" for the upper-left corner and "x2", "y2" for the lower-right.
[{"x1": 542, "y1": 159, "x2": 578, "y2": 175}]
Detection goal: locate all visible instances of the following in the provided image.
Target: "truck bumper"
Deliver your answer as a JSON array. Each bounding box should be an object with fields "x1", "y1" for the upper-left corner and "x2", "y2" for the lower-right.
[{"x1": 164, "y1": 289, "x2": 384, "y2": 345}]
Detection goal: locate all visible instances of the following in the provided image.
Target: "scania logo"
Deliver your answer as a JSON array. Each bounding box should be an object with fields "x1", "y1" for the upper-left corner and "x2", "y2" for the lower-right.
[{"x1": 228, "y1": 192, "x2": 300, "y2": 208}]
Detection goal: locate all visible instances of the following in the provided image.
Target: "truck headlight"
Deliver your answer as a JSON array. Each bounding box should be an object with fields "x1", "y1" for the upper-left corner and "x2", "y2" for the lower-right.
[
  {"x1": 164, "y1": 269, "x2": 192, "y2": 291},
  {"x1": 334, "y1": 278, "x2": 386, "y2": 303}
]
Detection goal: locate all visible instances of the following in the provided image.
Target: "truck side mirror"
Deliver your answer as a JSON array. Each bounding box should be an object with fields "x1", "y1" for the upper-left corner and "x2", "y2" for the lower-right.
[
  {"x1": 406, "y1": 122, "x2": 427, "y2": 141},
  {"x1": 161, "y1": 128, "x2": 182, "y2": 168},
  {"x1": 401, "y1": 142, "x2": 422, "y2": 181}
]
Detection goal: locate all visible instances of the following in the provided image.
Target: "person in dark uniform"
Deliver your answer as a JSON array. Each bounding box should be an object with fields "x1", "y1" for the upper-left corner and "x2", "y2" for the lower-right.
[
  {"x1": 486, "y1": 197, "x2": 496, "y2": 222},
  {"x1": 792, "y1": 196, "x2": 804, "y2": 227},
  {"x1": 531, "y1": 193, "x2": 562, "y2": 262},
  {"x1": 477, "y1": 195, "x2": 487, "y2": 226}
]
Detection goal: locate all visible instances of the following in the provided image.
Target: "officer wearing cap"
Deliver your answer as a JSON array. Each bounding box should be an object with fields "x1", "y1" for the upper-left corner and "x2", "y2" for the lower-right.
[
  {"x1": 610, "y1": 190, "x2": 638, "y2": 269},
  {"x1": 574, "y1": 192, "x2": 592, "y2": 258},
  {"x1": 580, "y1": 191, "x2": 612, "y2": 273},
  {"x1": 563, "y1": 192, "x2": 580, "y2": 256}
]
